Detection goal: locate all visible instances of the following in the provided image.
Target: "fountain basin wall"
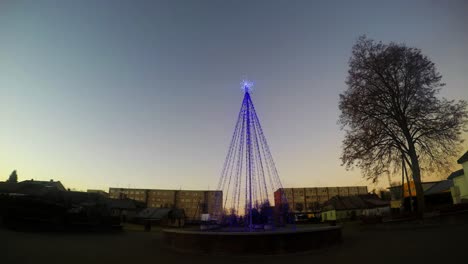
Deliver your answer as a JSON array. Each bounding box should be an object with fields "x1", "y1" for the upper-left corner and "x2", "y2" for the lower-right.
[{"x1": 162, "y1": 226, "x2": 342, "y2": 255}]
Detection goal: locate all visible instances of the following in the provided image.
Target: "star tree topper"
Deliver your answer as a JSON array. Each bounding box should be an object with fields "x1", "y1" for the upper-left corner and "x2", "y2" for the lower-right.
[{"x1": 241, "y1": 80, "x2": 254, "y2": 93}]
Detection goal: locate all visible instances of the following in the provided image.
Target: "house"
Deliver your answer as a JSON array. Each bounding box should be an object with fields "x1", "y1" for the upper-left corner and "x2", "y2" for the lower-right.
[
  {"x1": 448, "y1": 151, "x2": 468, "y2": 204},
  {"x1": 87, "y1": 189, "x2": 109, "y2": 197},
  {"x1": 387, "y1": 180, "x2": 454, "y2": 212},
  {"x1": 0, "y1": 179, "x2": 66, "y2": 195},
  {"x1": 107, "y1": 198, "x2": 145, "y2": 223},
  {"x1": 423, "y1": 180, "x2": 454, "y2": 210},
  {"x1": 321, "y1": 194, "x2": 390, "y2": 222},
  {"x1": 388, "y1": 181, "x2": 440, "y2": 200},
  {"x1": 135, "y1": 208, "x2": 185, "y2": 227},
  {"x1": 20, "y1": 179, "x2": 66, "y2": 191},
  {"x1": 0, "y1": 184, "x2": 122, "y2": 228}
]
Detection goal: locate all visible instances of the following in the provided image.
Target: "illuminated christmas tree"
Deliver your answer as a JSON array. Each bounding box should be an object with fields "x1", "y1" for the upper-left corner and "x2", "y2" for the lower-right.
[{"x1": 216, "y1": 80, "x2": 290, "y2": 231}]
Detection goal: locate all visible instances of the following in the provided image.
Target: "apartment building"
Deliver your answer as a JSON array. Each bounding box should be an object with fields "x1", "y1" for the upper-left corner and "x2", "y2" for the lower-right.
[
  {"x1": 108, "y1": 188, "x2": 222, "y2": 220},
  {"x1": 274, "y1": 186, "x2": 368, "y2": 212}
]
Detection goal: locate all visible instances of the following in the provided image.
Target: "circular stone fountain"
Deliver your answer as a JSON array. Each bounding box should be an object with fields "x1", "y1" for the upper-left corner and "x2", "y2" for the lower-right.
[{"x1": 162, "y1": 225, "x2": 342, "y2": 255}]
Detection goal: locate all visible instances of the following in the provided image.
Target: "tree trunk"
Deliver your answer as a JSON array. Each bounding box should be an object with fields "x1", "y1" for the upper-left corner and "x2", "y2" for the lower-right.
[
  {"x1": 408, "y1": 148, "x2": 425, "y2": 217},
  {"x1": 404, "y1": 162, "x2": 414, "y2": 212}
]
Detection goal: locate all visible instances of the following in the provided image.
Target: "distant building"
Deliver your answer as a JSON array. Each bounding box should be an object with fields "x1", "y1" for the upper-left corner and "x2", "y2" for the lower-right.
[
  {"x1": 448, "y1": 151, "x2": 468, "y2": 204},
  {"x1": 388, "y1": 181, "x2": 440, "y2": 200},
  {"x1": 321, "y1": 194, "x2": 390, "y2": 222},
  {"x1": 107, "y1": 198, "x2": 145, "y2": 223},
  {"x1": 0, "y1": 180, "x2": 121, "y2": 228},
  {"x1": 378, "y1": 190, "x2": 392, "y2": 201},
  {"x1": 87, "y1": 189, "x2": 109, "y2": 197},
  {"x1": 108, "y1": 188, "x2": 222, "y2": 221},
  {"x1": 135, "y1": 208, "x2": 185, "y2": 227},
  {"x1": 21, "y1": 179, "x2": 66, "y2": 191},
  {"x1": 424, "y1": 180, "x2": 453, "y2": 210},
  {"x1": 0, "y1": 179, "x2": 66, "y2": 196},
  {"x1": 388, "y1": 180, "x2": 454, "y2": 212},
  {"x1": 274, "y1": 186, "x2": 368, "y2": 213}
]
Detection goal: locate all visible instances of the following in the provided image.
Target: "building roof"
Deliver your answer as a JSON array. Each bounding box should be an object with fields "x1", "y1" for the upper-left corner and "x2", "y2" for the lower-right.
[
  {"x1": 108, "y1": 198, "x2": 136, "y2": 209},
  {"x1": 387, "y1": 181, "x2": 440, "y2": 194},
  {"x1": 0, "y1": 181, "x2": 64, "y2": 196},
  {"x1": 364, "y1": 196, "x2": 391, "y2": 207},
  {"x1": 447, "y1": 169, "x2": 464, "y2": 180},
  {"x1": 424, "y1": 180, "x2": 453, "y2": 195},
  {"x1": 457, "y1": 151, "x2": 468, "y2": 164},
  {"x1": 323, "y1": 194, "x2": 389, "y2": 211},
  {"x1": 87, "y1": 189, "x2": 107, "y2": 193},
  {"x1": 62, "y1": 191, "x2": 108, "y2": 205},
  {"x1": 20, "y1": 180, "x2": 66, "y2": 191},
  {"x1": 387, "y1": 181, "x2": 441, "y2": 188},
  {"x1": 137, "y1": 208, "x2": 170, "y2": 219},
  {"x1": 136, "y1": 208, "x2": 185, "y2": 220}
]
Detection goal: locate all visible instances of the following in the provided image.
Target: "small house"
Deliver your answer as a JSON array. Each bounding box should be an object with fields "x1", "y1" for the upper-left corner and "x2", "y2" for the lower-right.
[
  {"x1": 448, "y1": 151, "x2": 468, "y2": 204},
  {"x1": 135, "y1": 208, "x2": 185, "y2": 227},
  {"x1": 321, "y1": 194, "x2": 390, "y2": 222}
]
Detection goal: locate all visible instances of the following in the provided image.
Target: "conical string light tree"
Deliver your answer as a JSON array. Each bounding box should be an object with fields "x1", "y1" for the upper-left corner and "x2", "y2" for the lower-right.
[
  {"x1": 163, "y1": 81, "x2": 341, "y2": 254},
  {"x1": 216, "y1": 80, "x2": 290, "y2": 231}
]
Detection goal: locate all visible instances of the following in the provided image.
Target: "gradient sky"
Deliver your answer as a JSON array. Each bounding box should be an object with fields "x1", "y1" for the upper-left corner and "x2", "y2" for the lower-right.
[{"x1": 1, "y1": 0, "x2": 467, "y2": 192}]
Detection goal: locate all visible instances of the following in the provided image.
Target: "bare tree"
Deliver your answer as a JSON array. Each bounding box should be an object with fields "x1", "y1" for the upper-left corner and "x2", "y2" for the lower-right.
[{"x1": 339, "y1": 36, "x2": 468, "y2": 216}]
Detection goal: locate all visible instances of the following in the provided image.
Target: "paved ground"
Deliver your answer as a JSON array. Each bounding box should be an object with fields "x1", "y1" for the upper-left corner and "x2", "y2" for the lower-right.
[{"x1": 2, "y1": 221, "x2": 466, "y2": 264}]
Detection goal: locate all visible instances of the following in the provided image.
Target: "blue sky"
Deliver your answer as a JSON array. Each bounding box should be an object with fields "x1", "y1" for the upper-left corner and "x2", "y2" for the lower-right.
[{"x1": 1, "y1": 0, "x2": 467, "y2": 191}]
